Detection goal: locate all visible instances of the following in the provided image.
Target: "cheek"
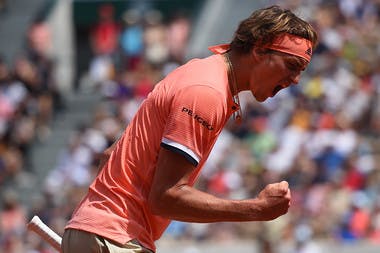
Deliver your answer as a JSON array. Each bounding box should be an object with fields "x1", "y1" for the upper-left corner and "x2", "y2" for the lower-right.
[{"x1": 248, "y1": 71, "x2": 257, "y2": 91}]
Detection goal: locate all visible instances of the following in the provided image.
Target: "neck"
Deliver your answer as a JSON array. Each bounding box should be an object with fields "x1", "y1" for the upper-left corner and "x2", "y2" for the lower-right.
[
  {"x1": 225, "y1": 50, "x2": 252, "y2": 94},
  {"x1": 224, "y1": 51, "x2": 243, "y2": 124},
  {"x1": 224, "y1": 51, "x2": 238, "y2": 96}
]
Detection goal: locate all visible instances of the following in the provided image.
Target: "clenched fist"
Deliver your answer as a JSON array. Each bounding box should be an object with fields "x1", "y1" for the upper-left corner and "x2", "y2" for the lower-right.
[{"x1": 255, "y1": 181, "x2": 291, "y2": 221}]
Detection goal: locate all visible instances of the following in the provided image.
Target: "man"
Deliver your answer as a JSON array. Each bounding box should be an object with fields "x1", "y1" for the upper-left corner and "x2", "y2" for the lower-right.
[{"x1": 62, "y1": 5, "x2": 318, "y2": 253}]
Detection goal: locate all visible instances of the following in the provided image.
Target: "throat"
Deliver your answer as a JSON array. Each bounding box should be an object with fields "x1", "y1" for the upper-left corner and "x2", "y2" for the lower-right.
[{"x1": 224, "y1": 53, "x2": 242, "y2": 124}]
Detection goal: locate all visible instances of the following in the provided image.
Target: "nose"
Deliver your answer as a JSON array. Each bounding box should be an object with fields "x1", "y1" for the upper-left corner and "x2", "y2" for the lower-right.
[{"x1": 290, "y1": 72, "x2": 301, "y2": 84}]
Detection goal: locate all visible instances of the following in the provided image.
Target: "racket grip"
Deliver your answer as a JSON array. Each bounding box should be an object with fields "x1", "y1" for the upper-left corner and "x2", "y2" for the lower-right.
[{"x1": 27, "y1": 215, "x2": 62, "y2": 252}]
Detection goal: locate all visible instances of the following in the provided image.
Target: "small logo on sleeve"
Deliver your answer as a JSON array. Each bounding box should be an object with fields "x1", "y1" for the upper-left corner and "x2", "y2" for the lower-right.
[{"x1": 182, "y1": 107, "x2": 214, "y2": 131}]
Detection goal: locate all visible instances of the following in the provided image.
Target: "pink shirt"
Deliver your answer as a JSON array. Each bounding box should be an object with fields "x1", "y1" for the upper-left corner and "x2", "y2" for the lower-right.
[{"x1": 66, "y1": 45, "x2": 239, "y2": 251}]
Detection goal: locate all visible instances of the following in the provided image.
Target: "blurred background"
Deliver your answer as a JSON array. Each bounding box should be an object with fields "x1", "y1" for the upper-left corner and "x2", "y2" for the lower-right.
[{"x1": 0, "y1": 0, "x2": 380, "y2": 252}]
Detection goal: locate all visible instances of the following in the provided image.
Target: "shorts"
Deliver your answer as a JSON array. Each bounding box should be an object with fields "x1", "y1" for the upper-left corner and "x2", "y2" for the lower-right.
[{"x1": 62, "y1": 229, "x2": 154, "y2": 253}]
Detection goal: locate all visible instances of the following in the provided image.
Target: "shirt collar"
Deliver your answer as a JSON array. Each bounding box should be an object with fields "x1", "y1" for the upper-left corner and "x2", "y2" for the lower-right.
[{"x1": 208, "y1": 44, "x2": 230, "y2": 54}]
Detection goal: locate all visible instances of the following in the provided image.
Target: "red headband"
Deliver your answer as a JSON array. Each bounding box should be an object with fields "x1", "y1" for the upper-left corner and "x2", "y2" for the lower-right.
[
  {"x1": 264, "y1": 33, "x2": 313, "y2": 62},
  {"x1": 208, "y1": 34, "x2": 312, "y2": 62}
]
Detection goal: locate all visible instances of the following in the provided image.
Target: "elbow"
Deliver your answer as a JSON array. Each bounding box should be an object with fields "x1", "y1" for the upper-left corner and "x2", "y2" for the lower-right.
[
  {"x1": 148, "y1": 199, "x2": 164, "y2": 217},
  {"x1": 148, "y1": 192, "x2": 169, "y2": 217},
  {"x1": 103, "y1": 146, "x2": 113, "y2": 159},
  {"x1": 148, "y1": 188, "x2": 180, "y2": 218},
  {"x1": 98, "y1": 143, "x2": 116, "y2": 168}
]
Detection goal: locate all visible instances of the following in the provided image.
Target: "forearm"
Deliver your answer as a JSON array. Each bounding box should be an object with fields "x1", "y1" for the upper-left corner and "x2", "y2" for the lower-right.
[
  {"x1": 150, "y1": 148, "x2": 290, "y2": 223},
  {"x1": 149, "y1": 184, "x2": 261, "y2": 223}
]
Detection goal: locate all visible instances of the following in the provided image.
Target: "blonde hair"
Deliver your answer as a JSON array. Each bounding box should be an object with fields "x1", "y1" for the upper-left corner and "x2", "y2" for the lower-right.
[{"x1": 230, "y1": 5, "x2": 318, "y2": 54}]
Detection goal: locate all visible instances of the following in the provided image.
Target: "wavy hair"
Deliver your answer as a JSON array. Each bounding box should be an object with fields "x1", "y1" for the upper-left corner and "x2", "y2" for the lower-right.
[{"x1": 230, "y1": 5, "x2": 318, "y2": 54}]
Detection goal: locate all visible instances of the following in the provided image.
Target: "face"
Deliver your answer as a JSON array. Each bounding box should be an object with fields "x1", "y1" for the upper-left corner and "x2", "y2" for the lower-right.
[{"x1": 249, "y1": 50, "x2": 308, "y2": 102}]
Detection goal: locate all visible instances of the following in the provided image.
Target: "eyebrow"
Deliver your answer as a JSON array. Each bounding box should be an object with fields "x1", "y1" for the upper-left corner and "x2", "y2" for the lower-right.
[
  {"x1": 267, "y1": 49, "x2": 307, "y2": 71},
  {"x1": 285, "y1": 55, "x2": 307, "y2": 71}
]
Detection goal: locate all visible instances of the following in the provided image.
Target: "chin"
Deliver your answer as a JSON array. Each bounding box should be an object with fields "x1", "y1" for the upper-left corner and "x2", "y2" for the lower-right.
[
  {"x1": 257, "y1": 97, "x2": 268, "y2": 102},
  {"x1": 252, "y1": 93, "x2": 267, "y2": 102}
]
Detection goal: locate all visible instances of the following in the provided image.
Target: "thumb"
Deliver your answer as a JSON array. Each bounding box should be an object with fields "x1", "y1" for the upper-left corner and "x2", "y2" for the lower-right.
[{"x1": 278, "y1": 181, "x2": 289, "y2": 194}]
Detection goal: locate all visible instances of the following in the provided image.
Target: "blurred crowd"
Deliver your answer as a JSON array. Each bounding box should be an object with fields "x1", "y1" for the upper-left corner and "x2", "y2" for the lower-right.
[
  {"x1": 2, "y1": 0, "x2": 380, "y2": 252},
  {"x1": 0, "y1": 13, "x2": 66, "y2": 253}
]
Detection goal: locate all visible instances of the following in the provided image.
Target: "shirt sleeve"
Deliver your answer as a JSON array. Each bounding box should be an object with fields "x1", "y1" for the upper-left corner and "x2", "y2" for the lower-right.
[{"x1": 161, "y1": 85, "x2": 227, "y2": 166}]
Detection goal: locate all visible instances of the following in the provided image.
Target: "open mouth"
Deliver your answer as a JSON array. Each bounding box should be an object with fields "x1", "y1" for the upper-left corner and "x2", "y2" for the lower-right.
[{"x1": 272, "y1": 85, "x2": 284, "y2": 96}]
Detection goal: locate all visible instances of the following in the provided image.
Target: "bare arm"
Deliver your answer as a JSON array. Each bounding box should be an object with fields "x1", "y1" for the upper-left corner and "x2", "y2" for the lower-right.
[
  {"x1": 148, "y1": 148, "x2": 291, "y2": 223},
  {"x1": 97, "y1": 141, "x2": 118, "y2": 174}
]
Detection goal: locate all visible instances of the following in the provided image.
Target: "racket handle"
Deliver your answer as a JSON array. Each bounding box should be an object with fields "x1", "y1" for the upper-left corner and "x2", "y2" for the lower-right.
[{"x1": 27, "y1": 215, "x2": 62, "y2": 252}]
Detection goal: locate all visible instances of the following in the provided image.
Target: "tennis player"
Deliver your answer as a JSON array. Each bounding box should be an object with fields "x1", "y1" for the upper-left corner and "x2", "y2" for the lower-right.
[{"x1": 62, "y1": 5, "x2": 318, "y2": 253}]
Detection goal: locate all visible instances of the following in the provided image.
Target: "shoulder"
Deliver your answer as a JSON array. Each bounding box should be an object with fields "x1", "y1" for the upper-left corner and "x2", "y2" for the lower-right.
[
  {"x1": 171, "y1": 84, "x2": 228, "y2": 127},
  {"x1": 167, "y1": 55, "x2": 226, "y2": 86}
]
